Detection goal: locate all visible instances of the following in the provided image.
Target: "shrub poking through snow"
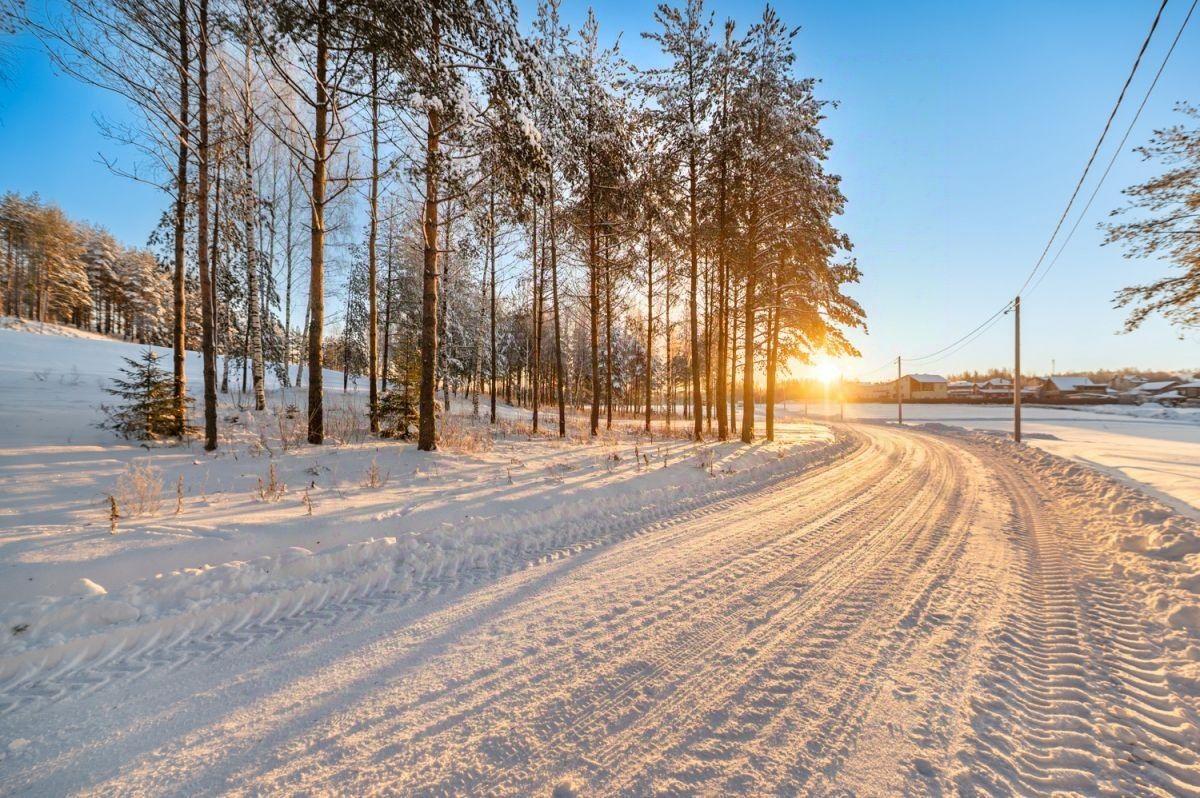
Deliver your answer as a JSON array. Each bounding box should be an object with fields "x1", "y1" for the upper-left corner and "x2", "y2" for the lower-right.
[
  {"x1": 107, "y1": 495, "x2": 120, "y2": 534},
  {"x1": 257, "y1": 462, "x2": 286, "y2": 502},
  {"x1": 113, "y1": 461, "x2": 163, "y2": 517},
  {"x1": 100, "y1": 348, "x2": 189, "y2": 440},
  {"x1": 363, "y1": 456, "x2": 389, "y2": 489}
]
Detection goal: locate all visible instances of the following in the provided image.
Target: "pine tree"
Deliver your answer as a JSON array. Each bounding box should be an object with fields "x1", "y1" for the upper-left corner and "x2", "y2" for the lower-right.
[
  {"x1": 102, "y1": 348, "x2": 191, "y2": 439},
  {"x1": 642, "y1": 0, "x2": 714, "y2": 441},
  {"x1": 1105, "y1": 103, "x2": 1200, "y2": 333}
]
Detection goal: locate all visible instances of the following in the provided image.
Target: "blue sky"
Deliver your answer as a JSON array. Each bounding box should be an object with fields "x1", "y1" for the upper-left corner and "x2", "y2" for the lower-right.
[{"x1": 1, "y1": 0, "x2": 1197, "y2": 377}]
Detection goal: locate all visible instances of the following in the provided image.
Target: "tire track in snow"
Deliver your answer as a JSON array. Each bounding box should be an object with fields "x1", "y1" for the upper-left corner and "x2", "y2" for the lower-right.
[
  {"x1": 247, "y1": 431, "x2": 925, "y2": 795},
  {"x1": 956, "y1": 445, "x2": 1200, "y2": 797},
  {"x1": 6, "y1": 424, "x2": 1200, "y2": 797},
  {"x1": 0, "y1": 432, "x2": 865, "y2": 717}
]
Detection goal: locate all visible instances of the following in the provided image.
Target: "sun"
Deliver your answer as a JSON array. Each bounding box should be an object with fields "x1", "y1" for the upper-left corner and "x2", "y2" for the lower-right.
[{"x1": 813, "y1": 361, "x2": 840, "y2": 386}]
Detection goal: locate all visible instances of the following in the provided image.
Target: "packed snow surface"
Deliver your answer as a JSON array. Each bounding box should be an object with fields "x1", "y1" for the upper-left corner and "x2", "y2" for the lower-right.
[
  {"x1": 2, "y1": 323, "x2": 1200, "y2": 795},
  {"x1": 803, "y1": 400, "x2": 1200, "y2": 516}
]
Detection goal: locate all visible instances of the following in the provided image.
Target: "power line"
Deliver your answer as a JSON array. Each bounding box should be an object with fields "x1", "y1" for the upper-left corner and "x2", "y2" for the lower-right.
[
  {"x1": 853, "y1": 1, "x2": 1176, "y2": 380},
  {"x1": 1016, "y1": 0, "x2": 1169, "y2": 297},
  {"x1": 1028, "y1": 0, "x2": 1197, "y2": 298},
  {"x1": 903, "y1": 300, "x2": 1014, "y2": 364}
]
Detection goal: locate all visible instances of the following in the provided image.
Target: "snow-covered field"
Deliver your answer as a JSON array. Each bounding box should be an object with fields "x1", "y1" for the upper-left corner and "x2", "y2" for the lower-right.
[
  {"x1": 2, "y1": 322, "x2": 1200, "y2": 795},
  {"x1": 800, "y1": 400, "x2": 1200, "y2": 517},
  {"x1": 0, "y1": 320, "x2": 842, "y2": 682}
]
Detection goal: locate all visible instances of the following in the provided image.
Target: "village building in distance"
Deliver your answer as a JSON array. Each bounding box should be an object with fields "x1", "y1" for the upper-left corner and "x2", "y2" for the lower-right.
[{"x1": 846, "y1": 371, "x2": 1200, "y2": 406}]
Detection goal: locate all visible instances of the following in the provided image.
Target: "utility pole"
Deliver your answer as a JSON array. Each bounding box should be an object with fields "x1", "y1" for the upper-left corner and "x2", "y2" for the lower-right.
[
  {"x1": 897, "y1": 356, "x2": 903, "y2": 424},
  {"x1": 1014, "y1": 295, "x2": 1021, "y2": 443}
]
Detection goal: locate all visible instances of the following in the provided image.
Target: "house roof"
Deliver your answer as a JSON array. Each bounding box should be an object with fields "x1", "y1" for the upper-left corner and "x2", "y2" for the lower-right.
[
  {"x1": 907, "y1": 374, "x2": 947, "y2": 384},
  {"x1": 982, "y1": 377, "x2": 1012, "y2": 386},
  {"x1": 1137, "y1": 380, "x2": 1179, "y2": 392},
  {"x1": 1176, "y1": 381, "x2": 1200, "y2": 390},
  {"x1": 947, "y1": 380, "x2": 975, "y2": 388},
  {"x1": 1049, "y1": 376, "x2": 1101, "y2": 391}
]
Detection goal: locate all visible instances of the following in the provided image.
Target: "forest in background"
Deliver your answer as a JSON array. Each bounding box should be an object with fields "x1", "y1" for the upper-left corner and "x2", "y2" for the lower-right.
[{"x1": 3, "y1": 0, "x2": 866, "y2": 450}]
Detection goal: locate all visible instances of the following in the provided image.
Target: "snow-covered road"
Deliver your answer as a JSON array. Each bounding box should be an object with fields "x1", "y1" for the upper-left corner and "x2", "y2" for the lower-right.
[{"x1": 3, "y1": 422, "x2": 1199, "y2": 796}]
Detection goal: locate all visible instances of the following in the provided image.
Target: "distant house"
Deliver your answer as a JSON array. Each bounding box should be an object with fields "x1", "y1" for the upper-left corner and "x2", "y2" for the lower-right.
[
  {"x1": 1136, "y1": 379, "x2": 1182, "y2": 396},
  {"x1": 1110, "y1": 374, "x2": 1149, "y2": 392},
  {"x1": 901, "y1": 374, "x2": 948, "y2": 400},
  {"x1": 947, "y1": 380, "x2": 977, "y2": 398},
  {"x1": 1177, "y1": 381, "x2": 1200, "y2": 402},
  {"x1": 848, "y1": 381, "x2": 897, "y2": 402},
  {"x1": 849, "y1": 374, "x2": 948, "y2": 401},
  {"x1": 979, "y1": 377, "x2": 1013, "y2": 399},
  {"x1": 1041, "y1": 375, "x2": 1107, "y2": 401}
]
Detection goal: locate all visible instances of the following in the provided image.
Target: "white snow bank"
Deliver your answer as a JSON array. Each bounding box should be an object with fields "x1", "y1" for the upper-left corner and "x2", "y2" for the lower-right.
[
  {"x1": 0, "y1": 427, "x2": 857, "y2": 687},
  {"x1": 920, "y1": 424, "x2": 1200, "y2": 690},
  {"x1": 801, "y1": 401, "x2": 1200, "y2": 515}
]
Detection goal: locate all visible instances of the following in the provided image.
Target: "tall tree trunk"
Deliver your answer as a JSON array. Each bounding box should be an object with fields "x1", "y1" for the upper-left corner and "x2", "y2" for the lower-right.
[
  {"x1": 215, "y1": 158, "x2": 229, "y2": 396},
  {"x1": 172, "y1": 0, "x2": 189, "y2": 436},
  {"x1": 488, "y1": 186, "x2": 497, "y2": 424},
  {"x1": 704, "y1": 249, "x2": 712, "y2": 432},
  {"x1": 644, "y1": 230, "x2": 653, "y2": 432},
  {"x1": 715, "y1": 174, "x2": 728, "y2": 439},
  {"x1": 440, "y1": 202, "x2": 452, "y2": 415},
  {"x1": 306, "y1": 0, "x2": 329, "y2": 445},
  {"x1": 587, "y1": 168, "x2": 599, "y2": 437},
  {"x1": 530, "y1": 199, "x2": 540, "y2": 433},
  {"x1": 471, "y1": 242, "x2": 486, "y2": 417},
  {"x1": 367, "y1": 52, "x2": 380, "y2": 432},
  {"x1": 381, "y1": 220, "x2": 393, "y2": 392},
  {"x1": 740, "y1": 225, "x2": 757, "y2": 444},
  {"x1": 296, "y1": 296, "x2": 309, "y2": 388},
  {"x1": 765, "y1": 274, "x2": 780, "y2": 442},
  {"x1": 197, "y1": 0, "x2": 217, "y2": 450},
  {"x1": 603, "y1": 227, "x2": 612, "y2": 430},
  {"x1": 729, "y1": 278, "x2": 739, "y2": 437},
  {"x1": 342, "y1": 290, "x2": 351, "y2": 392},
  {"x1": 282, "y1": 161, "x2": 294, "y2": 388},
  {"x1": 549, "y1": 175, "x2": 565, "y2": 437},
  {"x1": 243, "y1": 9, "x2": 265, "y2": 411},
  {"x1": 417, "y1": 14, "x2": 441, "y2": 451},
  {"x1": 664, "y1": 258, "x2": 671, "y2": 428},
  {"x1": 688, "y1": 145, "x2": 702, "y2": 441}
]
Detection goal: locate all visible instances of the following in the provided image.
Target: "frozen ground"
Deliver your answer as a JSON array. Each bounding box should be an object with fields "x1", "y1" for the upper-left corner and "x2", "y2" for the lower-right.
[
  {"x1": 2, "y1": 322, "x2": 1200, "y2": 795},
  {"x1": 799, "y1": 400, "x2": 1200, "y2": 517}
]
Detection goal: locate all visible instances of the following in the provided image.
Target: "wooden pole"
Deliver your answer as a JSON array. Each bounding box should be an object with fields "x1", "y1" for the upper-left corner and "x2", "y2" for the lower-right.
[
  {"x1": 1014, "y1": 296, "x2": 1022, "y2": 443},
  {"x1": 897, "y1": 356, "x2": 903, "y2": 425}
]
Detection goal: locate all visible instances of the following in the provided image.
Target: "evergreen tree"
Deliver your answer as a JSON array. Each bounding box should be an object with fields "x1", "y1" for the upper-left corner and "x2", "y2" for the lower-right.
[
  {"x1": 102, "y1": 348, "x2": 191, "y2": 439},
  {"x1": 1105, "y1": 103, "x2": 1200, "y2": 333}
]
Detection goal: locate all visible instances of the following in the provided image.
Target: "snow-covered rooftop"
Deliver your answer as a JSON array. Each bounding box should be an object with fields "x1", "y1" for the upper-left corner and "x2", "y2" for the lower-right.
[
  {"x1": 1049, "y1": 376, "x2": 1102, "y2": 391},
  {"x1": 907, "y1": 374, "x2": 947, "y2": 384},
  {"x1": 1137, "y1": 380, "x2": 1179, "y2": 393}
]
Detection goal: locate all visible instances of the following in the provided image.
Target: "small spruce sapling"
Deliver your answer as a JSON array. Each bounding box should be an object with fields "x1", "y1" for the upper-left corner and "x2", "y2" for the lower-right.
[{"x1": 102, "y1": 348, "x2": 191, "y2": 440}]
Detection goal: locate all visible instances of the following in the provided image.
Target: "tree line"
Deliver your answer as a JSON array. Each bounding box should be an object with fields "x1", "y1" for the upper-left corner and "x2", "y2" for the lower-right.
[
  {"x1": 1, "y1": 192, "x2": 171, "y2": 340},
  {"x1": 17, "y1": 0, "x2": 866, "y2": 451}
]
